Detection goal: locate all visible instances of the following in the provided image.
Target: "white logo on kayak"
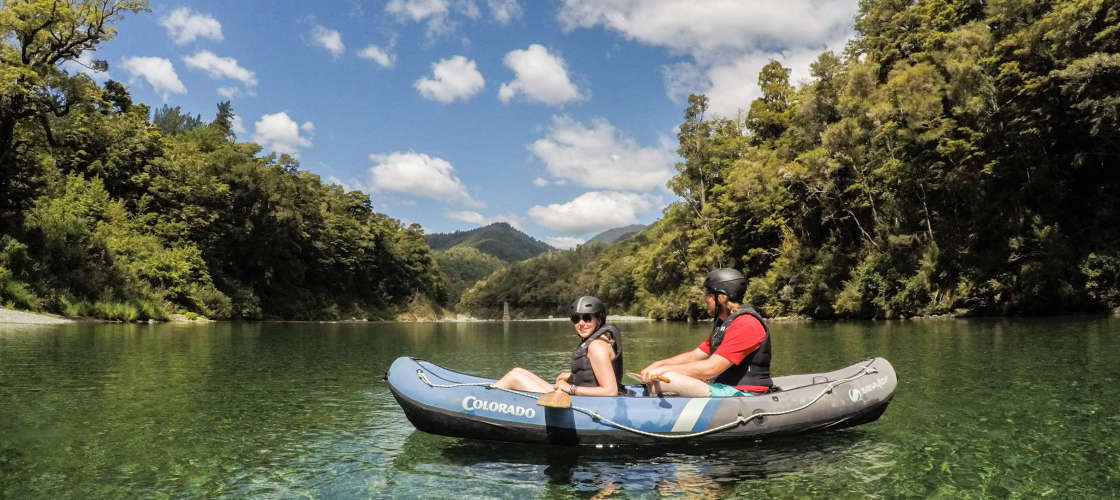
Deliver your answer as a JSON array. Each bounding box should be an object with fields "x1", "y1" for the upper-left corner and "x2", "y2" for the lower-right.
[
  {"x1": 849, "y1": 388, "x2": 862, "y2": 402},
  {"x1": 849, "y1": 376, "x2": 889, "y2": 402},
  {"x1": 461, "y1": 396, "x2": 537, "y2": 418}
]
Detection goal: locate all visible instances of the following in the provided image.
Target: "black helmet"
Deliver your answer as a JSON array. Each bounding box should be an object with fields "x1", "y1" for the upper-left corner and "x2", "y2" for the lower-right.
[
  {"x1": 703, "y1": 268, "x2": 747, "y2": 303},
  {"x1": 569, "y1": 295, "x2": 606, "y2": 322}
]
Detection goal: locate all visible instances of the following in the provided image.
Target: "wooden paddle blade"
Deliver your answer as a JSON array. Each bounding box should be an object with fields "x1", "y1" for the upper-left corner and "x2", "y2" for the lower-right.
[{"x1": 536, "y1": 389, "x2": 571, "y2": 408}]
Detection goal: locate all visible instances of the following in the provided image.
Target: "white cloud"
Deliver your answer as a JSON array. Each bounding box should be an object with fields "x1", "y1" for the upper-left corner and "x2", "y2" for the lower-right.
[
  {"x1": 387, "y1": 0, "x2": 452, "y2": 37},
  {"x1": 217, "y1": 86, "x2": 239, "y2": 99},
  {"x1": 444, "y1": 210, "x2": 525, "y2": 229},
  {"x1": 183, "y1": 51, "x2": 258, "y2": 87},
  {"x1": 414, "y1": 55, "x2": 484, "y2": 103},
  {"x1": 386, "y1": 0, "x2": 519, "y2": 38},
  {"x1": 230, "y1": 115, "x2": 246, "y2": 135},
  {"x1": 358, "y1": 45, "x2": 395, "y2": 68},
  {"x1": 252, "y1": 112, "x2": 313, "y2": 157},
  {"x1": 120, "y1": 57, "x2": 186, "y2": 100},
  {"x1": 62, "y1": 52, "x2": 110, "y2": 83},
  {"x1": 529, "y1": 191, "x2": 656, "y2": 234},
  {"x1": 557, "y1": 0, "x2": 856, "y2": 59},
  {"x1": 326, "y1": 175, "x2": 371, "y2": 194},
  {"x1": 556, "y1": 0, "x2": 859, "y2": 116},
  {"x1": 160, "y1": 8, "x2": 223, "y2": 45},
  {"x1": 544, "y1": 236, "x2": 584, "y2": 249},
  {"x1": 488, "y1": 0, "x2": 522, "y2": 24},
  {"x1": 529, "y1": 115, "x2": 675, "y2": 191},
  {"x1": 457, "y1": 0, "x2": 482, "y2": 20},
  {"x1": 368, "y1": 152, "x2": 478, "y2": 205},
  {"x1": 311, "y1": 25, "x2": 345, "y2": 59},
  {"x1": 533, "y1": 177, "x2": 549, "y2": 187},
  {"x1": 387, "y1": 0, "x2": 449, "y2": 21},
  {"x1": 300, "y1": 121, "x2": 315, "y2": 133},
  {"x1": 498, "y1": 44, "x2": 582, "y2": 106},
  {"x1": 702, "y1": 44, "x2": 845, "y2": 117}
]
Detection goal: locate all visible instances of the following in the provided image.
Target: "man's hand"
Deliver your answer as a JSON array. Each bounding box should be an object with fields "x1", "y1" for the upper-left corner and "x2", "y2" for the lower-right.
[{"x1": 639, "y1": 363, "x2": 666, "y2": 384}]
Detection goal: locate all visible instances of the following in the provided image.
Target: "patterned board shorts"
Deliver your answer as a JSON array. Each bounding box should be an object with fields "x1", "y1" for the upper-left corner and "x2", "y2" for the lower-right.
[{"x1": 707, "y1": 382, "x2": 759, "y2": 398}]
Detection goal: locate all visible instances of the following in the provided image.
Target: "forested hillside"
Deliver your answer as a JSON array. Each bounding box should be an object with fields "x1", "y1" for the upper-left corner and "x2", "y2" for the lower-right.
[
  {"x1": 587, "y1": 225, "x2": 645, "y2": 245},
  {"x1": 425, "y1": 223, "x2": 554, "y2": 262},
  {"x1": 426, "y1": 223, "x2": 554, "y2": 308},
  {"x1": 433, "y1": 245, "x2": 505, "y2": 309},
  {"x1": 463, "y1": 0, "x2": 1120, "y2": 320},
  {"x1": 0, "y1": 1, "x2": 447, "y2": 320}
]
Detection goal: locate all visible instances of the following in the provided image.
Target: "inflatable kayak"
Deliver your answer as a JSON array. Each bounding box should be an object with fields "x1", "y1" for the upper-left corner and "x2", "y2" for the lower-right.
[{"x1": 387, "y1": 356, "x2": 897, "y2": 446}]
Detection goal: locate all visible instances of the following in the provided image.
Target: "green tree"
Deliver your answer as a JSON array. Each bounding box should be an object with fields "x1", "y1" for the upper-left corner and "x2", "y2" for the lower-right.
[
  {"x1": 151, "y1": 104, "x2": 203, "y2": 135},
  {"x1": 0, "y1": 0, "x2": 148, "y2": 215},
  {"x1": 212, "y1": 100, "x2": 234, "y2": 139}
]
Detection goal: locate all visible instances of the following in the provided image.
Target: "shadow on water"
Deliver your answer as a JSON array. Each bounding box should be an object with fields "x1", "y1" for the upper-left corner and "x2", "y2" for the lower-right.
[{"x1": 392, "y1": 428, "x2": 881, "y2": 496}]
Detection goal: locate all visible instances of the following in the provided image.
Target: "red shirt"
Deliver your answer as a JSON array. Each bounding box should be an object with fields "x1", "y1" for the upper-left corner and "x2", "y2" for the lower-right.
[{"x1": 697, "y1": 315, "x2": 768, "y2": 392}]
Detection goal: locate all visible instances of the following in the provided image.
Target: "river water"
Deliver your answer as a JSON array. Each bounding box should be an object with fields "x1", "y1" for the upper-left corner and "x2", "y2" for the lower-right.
[{"x1": 1, "y1": 317, "x2": 1118, "y2": 498}]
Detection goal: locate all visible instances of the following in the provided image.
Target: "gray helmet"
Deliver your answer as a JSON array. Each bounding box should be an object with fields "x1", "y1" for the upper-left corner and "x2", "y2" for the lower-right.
[
  {"x1": 569, "y1": 295, "x2": 606, "y2": 322},
  {"x1": 703, "y1": 268, "x2": 747, "y2": 303}
]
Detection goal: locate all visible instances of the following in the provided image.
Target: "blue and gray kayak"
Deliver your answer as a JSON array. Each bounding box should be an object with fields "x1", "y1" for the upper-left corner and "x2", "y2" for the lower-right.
[{"x1": 386, "y1": 356, "x2": 897, "y2": 446}]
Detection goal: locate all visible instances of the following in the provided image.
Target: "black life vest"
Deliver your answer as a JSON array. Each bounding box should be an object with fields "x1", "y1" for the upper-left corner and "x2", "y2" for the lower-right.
[
  {"x1": 709, "y1": 305, "x2": 773, "y2": 389},
  {"x1": 567, "y1": 324, "x2": 624, "y2": 390}
]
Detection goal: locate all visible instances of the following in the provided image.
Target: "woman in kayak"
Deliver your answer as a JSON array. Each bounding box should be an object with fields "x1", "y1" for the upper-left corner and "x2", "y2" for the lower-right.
[{"x1": 492, "y1": 295, "x2": 624, "y2": 396}]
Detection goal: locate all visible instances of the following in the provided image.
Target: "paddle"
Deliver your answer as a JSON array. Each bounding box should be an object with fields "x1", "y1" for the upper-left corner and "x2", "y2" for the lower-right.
[
  {"x1": 626, "y1": 372, "x2": 671, "y2": 384},
  {"x1": 538, "y1": 373, "x2": 674, "y2": 408},
  {"x1": 536, "y1": 387, "x2": 571, "y2": 408}
]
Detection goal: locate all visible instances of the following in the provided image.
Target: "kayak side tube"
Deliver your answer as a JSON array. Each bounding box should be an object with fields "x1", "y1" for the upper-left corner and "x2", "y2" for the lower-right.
[{"x1": 386, "y1": 356, "x2": 897, "y2": 446}]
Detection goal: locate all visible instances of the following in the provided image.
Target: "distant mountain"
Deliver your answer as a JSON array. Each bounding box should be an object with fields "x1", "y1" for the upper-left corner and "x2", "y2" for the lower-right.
[
  {"x1": 425, "y1": 223, "x2": 554, "y2": 262},
  {"x1": 586, "y1": 224, "x2": 646, "y2": 245}
]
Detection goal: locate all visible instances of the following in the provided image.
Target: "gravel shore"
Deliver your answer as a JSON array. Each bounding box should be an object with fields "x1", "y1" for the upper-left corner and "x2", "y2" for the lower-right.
[{"x1": 0, "y1": 308, "x2": 75, "y2": 325}]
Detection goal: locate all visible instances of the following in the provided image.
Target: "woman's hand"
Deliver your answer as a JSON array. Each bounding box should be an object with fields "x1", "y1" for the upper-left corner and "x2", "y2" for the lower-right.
[
  {"x1": 554, "y1": 379, "x2": 573, "y2": 394},
  {"x1": 553, "y1": 372, "x2": 573, "y2": 394}
]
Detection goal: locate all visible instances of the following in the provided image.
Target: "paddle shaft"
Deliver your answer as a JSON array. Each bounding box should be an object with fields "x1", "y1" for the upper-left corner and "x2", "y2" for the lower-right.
[{"x1": 627, "y1": 371, "x2": 671, "y2": 383}]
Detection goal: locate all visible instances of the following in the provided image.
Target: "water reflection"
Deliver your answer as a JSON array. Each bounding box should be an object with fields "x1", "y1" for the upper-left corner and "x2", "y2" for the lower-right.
[
  {"x1": 393, "y1": 428, "x2": 879, "y2": 497},
  {"x1": 3, "y1": 317, "x2": 1119, "y2": 498}
]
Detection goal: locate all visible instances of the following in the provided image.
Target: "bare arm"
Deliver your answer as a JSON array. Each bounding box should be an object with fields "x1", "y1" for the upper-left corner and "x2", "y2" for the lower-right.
[
  {"x1": 652, "y1": 353, "x2": 733, "y2": 382},
  {"x1": 640, "y1": 348, "x2": 708, "y2": 381}
]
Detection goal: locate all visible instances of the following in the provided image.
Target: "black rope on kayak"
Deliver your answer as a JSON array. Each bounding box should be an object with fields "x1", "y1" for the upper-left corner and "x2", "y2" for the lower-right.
[{"x1": 414, "y1": 363, "x2": 882, "y2": 441}]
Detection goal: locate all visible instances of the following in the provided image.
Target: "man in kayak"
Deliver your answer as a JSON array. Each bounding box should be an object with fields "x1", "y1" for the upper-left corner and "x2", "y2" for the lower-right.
[
  {"x1": 492, "y1": 296, "x2": 624, "y2": 396},
  {"x1": 639, "y1": 268, "x2": 773, "y2": 397}
]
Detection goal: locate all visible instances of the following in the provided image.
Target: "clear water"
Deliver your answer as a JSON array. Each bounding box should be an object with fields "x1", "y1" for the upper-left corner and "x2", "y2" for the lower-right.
[{"x1": 1, "y1": 317, "x2": 1118, "y2": 498}]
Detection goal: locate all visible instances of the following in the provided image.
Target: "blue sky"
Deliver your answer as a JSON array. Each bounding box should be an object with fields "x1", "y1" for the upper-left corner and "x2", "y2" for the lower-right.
[{"x1": 73, "y1": 0, "x2": 859, "y2": 248}]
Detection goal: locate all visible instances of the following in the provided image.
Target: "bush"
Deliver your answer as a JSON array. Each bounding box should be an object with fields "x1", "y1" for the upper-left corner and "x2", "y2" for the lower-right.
[
  {"x1": 92, "y1": 301, "x2": 139, "y2": 322},
  {"x1": 1, "y1": 267, "x2": 41, "y2": 310},
  {"x1": 187, "y1": 282, "x2": 232, "y2": 319},
  {"x1": 136, "y1": 299, "x2": 168, "y2": 321},
  {"x1": 60, "y1": 295, "x2": 92, "y2": 317},
  {"x1": 1081, "y1": 253, "x2": 1120, "y2": 309}
]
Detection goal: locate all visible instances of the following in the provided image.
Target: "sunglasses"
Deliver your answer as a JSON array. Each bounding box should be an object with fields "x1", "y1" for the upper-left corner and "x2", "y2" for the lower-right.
[{"x1": 570, "y1": 313, "x2": 596, "y2": 324}]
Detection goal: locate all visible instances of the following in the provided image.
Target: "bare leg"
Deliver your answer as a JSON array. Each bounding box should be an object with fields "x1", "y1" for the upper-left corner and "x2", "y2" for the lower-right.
[
  {"x1": 492, "y1": 367, "x2": 555, "y2": 393},
  {"x1": 647, "y1": 371, "x2": 712, "y2": 398}
]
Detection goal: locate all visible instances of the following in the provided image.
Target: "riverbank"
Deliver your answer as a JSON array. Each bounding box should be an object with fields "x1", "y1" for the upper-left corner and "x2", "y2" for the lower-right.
[{"x1": 0, "y1": 307, "x2": 76, "y2": 325}]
